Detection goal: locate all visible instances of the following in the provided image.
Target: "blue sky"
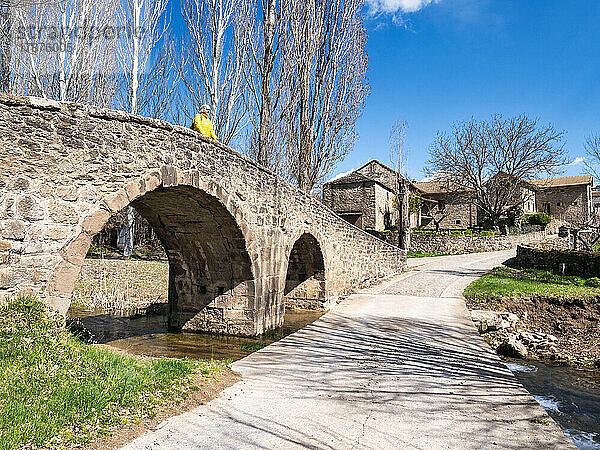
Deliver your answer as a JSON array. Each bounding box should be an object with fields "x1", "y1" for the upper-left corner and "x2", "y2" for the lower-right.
[{"x1": 334, "y1": 0, "x2": 600, "y2": 182}]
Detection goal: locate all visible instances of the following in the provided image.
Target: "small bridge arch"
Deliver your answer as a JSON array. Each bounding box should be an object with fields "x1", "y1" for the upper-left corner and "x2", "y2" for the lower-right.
[{"x1": 0, "y1": 95, "x2": 405, "y2": 336}]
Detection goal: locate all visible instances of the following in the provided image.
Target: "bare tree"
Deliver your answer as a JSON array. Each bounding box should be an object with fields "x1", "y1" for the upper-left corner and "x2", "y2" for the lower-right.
[
  {"x1": 0, "y1": 2, "x2": 10, "y2": 93},
  {"x1": 181, "y1": 0, "x2": 249, "y2": 145},
  {"x1": 117, "y1": 0, "x2": 170, "y2": 115},
  {"x1": 584, "y1": 133, "x2": 600, "y2": 181},
  {"x1": 281, "y1": 0, "x2": 369, "y2": 192},
  {"x1": 240, "y1": 0, "x2": 291, "y2": 171},
  {"x1": 388, "y1": 120, "x2": 409, "y2": 248},
  {"x1": 428, "y1": 115, "x2": 566, "y2": 227},
  {"x1": 9, "y1": 0, "x2": 119, "y2": 105}
]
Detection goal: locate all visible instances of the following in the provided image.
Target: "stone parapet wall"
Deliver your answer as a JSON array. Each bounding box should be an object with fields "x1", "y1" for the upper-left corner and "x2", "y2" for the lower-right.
[
  {"x1": 369, "y1": 230, "x2": 549, "y2": 255},
  {"x1": 515, "y1": 245, "x2": 600, "y2": 277},
  {"x1": 409, "y1": 231, "x2": 548, "y2": 255}
]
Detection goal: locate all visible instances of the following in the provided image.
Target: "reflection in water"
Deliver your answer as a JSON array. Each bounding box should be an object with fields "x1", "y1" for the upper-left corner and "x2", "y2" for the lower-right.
[
  {"x1": 68, "y1": 306, "x2": 324, "y2": 361},
  {"x1": 505, "y1": 359, "x2": 600, "y2": 449}
]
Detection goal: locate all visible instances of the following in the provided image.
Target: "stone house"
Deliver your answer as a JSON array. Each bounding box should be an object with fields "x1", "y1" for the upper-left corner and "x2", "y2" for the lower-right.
[
  {"x1": 322, "y1": 160, "x2": 421, "y2": 231},
  {"x1": 414, "y1": 181, "x2": 478, "y2": 230},
  {"x1": 593, "y1": 187, "x2": 600, "y2": 217},
  {"x1": 484, "y1": 172, "x2": 538, "y2": 216},
  {"x1": 530, "y1": 175, "x2": 594, "y2": 223}
]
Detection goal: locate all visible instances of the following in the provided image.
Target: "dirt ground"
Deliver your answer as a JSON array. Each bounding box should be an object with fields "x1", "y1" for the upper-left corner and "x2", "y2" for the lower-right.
[
  {"x1": 85, "y1": 365, "x2": 241, "y2": 450},
  {"x1": 466, "y1": 295, "x2": 600, "y2": 366}
]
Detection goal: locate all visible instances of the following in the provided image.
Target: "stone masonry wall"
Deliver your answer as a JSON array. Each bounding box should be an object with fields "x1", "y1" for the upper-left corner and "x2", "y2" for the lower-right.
[
  {"x1": 0, "y1": 95, "x2": 405, "y2": 336},
  {"x1": 421, "y1": 193, "x2": 477, "y2": 230},
  {"x1": 409, "y1": 231, "x2": 548, "y2": 254},
  {"x1": 516, "y1": 245, "x2": 600, "y2": 277},
  {"x1": 322, "y1": 181, "x2": 376, "y2": 230},
  {"x1": 369, "y1": 230, "x2": 548, "y2": 255},
  {"x1": 535, "y1": 185, "x2": 591, "y2": 223}
]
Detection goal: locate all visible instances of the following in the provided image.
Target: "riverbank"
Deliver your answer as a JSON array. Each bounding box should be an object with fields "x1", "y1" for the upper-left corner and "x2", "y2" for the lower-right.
[
  {"x1": 0, "y1": 297, "x2": 235, "y2": 450},
  {"x1": 505, "y1": 359, "x2": 600, "y2": 448},
  {"x1": 464, "y1": 266, "x2": 600, "y2": 369},
  {"x1": 72, "y1": 258, "x2": 168, "y2": 311}
]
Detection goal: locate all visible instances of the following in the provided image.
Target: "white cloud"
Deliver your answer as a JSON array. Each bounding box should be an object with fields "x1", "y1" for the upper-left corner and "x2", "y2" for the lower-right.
[
  {"x1": 367, "y1": 0, "x2": 440, "y2": 15},
  {"x1": 567, "y1": 156, "x2": 586, "y2": 166},
  {"x1": 328, "y1": 168, "x2": 357, "y2": 183}
]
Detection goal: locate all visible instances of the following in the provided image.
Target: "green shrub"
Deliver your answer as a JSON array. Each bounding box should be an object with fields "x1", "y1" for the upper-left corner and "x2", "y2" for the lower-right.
[
  {"x1": 478, "y1": 230, "x2": 494, "y2": 236},
  {"x1": 525, "y1": 212, "x2": 552, "y2": 226},
  {"x1": 584, "y1": 277, "x2": 600, "y2": 288}
]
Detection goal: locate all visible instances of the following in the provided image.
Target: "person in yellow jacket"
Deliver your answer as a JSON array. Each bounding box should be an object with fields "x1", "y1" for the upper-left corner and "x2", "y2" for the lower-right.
[{"x1": 191, "y1": 104, "x2": 217, "y2": 140}]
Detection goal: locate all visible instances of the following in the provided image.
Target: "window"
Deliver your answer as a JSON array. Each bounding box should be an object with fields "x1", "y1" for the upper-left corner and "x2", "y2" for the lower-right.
[
  {"x1": 560, "y1": 188, "x2": 565, "y2": 193},
  {"x1": 455, "y1": 219, "x2": 461, "y2": 225},
  {"x1": 557, "y1": 202, "x2": 562, "y2": 207},
  {"x1": 573, "y1": 201, "x2": 578, "y2": 206}
]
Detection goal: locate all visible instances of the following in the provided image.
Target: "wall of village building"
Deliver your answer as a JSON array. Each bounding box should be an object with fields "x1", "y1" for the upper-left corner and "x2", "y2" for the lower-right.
[
  {"x1": 357, "y1": 162, "x2": 396, "y2": 188},
  {"x1": 322, "y1": 181, "x2": 376, "y2": 230},
  {"x1": 593, "y1": 188, "x2": 600, "y2": 216},
  {"x1": 322, "y1": 181, "x2": 398, "y2": 231},
  {"x1": 420, "y1": 193, "x2": 478, "y2": 230},
  {"x1": 521, "y1": 186, "x2": 537, "y2": 214},
  {"x1": 535, "y1": 185, "x2": 592, "y2": 224},
  {"x1": 374, "y1": 183, "x2": 396, "y2": 231}
]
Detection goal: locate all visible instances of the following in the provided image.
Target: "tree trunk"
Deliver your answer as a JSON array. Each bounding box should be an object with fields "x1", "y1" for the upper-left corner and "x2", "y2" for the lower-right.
[
  {"x1": 257, "y1": 0, "x2": 276, "y2": 166},
  {"x1": 398, "y1": 180, "x2": 410, "y2": 250},
  {"x1": 130, "y1": 0, "x2": 141, "y2": 115},
  {"x1": 0, "y1": 5, "x2": 9, "y2": 94},
  {"x1": 295, "y1": 3, "x2": 313, "y2": 192}
]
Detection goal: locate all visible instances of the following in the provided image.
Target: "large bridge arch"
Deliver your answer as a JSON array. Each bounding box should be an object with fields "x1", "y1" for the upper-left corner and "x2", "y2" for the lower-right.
[
  {"x1": 0, "y1": 95, "x2": 406, "y2": 336},
  {"x1": 46, "y1": 168, "x2": 259, "y2": 334}
]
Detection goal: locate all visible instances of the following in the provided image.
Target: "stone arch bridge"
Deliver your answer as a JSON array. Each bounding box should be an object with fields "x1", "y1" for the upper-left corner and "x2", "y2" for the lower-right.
[{"x1": 0, "y1": 95, "x2": 405, "y2": 335}]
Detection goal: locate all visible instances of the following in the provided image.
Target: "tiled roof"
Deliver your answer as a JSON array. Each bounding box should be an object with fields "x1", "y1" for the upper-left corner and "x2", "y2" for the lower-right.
[
  {"x1": 529, "y1": 175, "x2": 593, "y2": 188},
  {"x1": 325, "y1": 172, "x2": 374, "y2": 185},
  {"x1": 326, "y1": 160, "x2": 422, "y2": 193},
  {"x1": 413, "y1": 180, "x2": 471, "y2": 195}
]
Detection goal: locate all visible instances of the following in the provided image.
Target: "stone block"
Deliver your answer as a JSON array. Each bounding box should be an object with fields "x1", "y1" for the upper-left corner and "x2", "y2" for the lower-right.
[
  {"x1": 59, "y1": 232, "x2": 92, "y2": 266},
  {"x1": 49, "y1": 201, "x2": 79, "y2": 225},
  {"x1": 81, "y1": 209, "x2": 111, "y2": 236},
  {"x1": 101, "y1": 189, "x2": 129, "y2": 213},
  {"x1": 17, "y1": 195, "x2": 44, "y2": 221},
  {"x1": 56, "y1": 186, "x2": 78, "y2": 201},
  {"x1": 43, "y1": 225, "x2": 73, "y2": 242},
  {"x1": 0, "y1": 219, "x2": 26, "y2": 240},
  {"x1": 144, "y1": 172, "x2": 161, "y2": 192},
  {"x1": 45, "y1": 260, "x2": 81, "y2": 298},
  {"x1": 124, "y1": 178, "x2": 147, "y2": 202}
]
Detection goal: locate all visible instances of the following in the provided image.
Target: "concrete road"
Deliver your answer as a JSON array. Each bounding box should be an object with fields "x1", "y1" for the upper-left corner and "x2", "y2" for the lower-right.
[{"x1": 124, "y1": 250, "x2": 575, "y2": 449}]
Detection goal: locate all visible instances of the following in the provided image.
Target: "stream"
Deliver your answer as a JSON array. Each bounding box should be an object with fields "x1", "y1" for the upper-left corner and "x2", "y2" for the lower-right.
[
  {"x1": 505, "y1": 359, "x2": 600, "y2": 449},
  {"x1": 67, "y1": 306, "x2": 324, "y2": 361}
]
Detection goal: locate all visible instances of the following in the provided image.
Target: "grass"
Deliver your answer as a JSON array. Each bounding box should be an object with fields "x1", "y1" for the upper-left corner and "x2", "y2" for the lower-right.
[
  {"x1": 530, "y1": 418, "x2": 549, "y2": 425},
  {"x1": 72, "y1": 259, "x2": 169, "y2": 310},
  {"x1": 0, "y1": 297, "x2": 227, "y2": 450},
  {"x1": 240, "y1": 341, "x2": 268, "y2": 352},
  {"x1": 407, "y1": 251, "x2": 450, "y2": 258},
  {"x1": 464, "y1": 266, "x2": 600, "y2": 303}
]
